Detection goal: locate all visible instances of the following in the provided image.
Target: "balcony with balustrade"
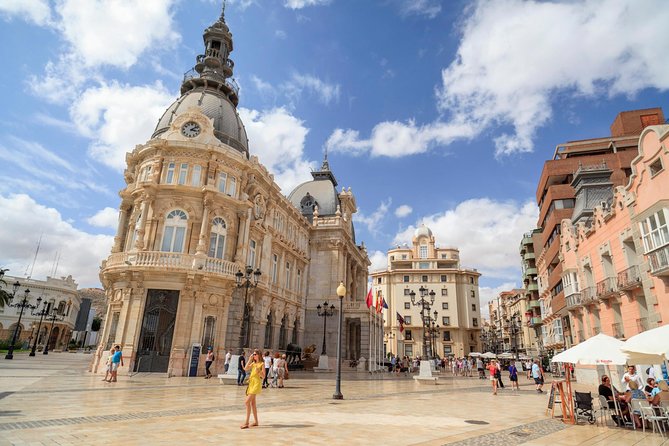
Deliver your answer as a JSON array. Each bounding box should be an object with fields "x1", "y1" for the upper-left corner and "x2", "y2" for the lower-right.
[
  {"x1": 612, "y1": 322, "x2": 624, "y2": 339},
  {"x1": 617, "y1": 265, "x2": 641, "y2": 291},
  {"x1": 581, "y1": 286, "x2": 597, "y2": 305},
  {"x1": 565, "y1": 292, "x2": 583, "y2": 310},
  {"x1": 596, "y1": 277, "x2": 618, "y2": 301},
  {"x1": 103, "y1": 251, "x2": 240, "y2": 279},
  {"x1": 648, "y1": 246, "x2": 669, "y2": 277}
]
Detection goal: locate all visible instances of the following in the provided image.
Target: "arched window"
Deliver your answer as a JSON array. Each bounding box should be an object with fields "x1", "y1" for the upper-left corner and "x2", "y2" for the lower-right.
[
  {"x1": 208, "y1": 217, "x2": 227, "y2": 259},
  {"x1": 57, "y1": 301, "x2": 66, "y2": 315},
  {"x1": 264, "y1": 311, "x2": 273, "y2": 348},
  {"x1": 161, "y1": 210, "x2": 188, "y2": 252}
]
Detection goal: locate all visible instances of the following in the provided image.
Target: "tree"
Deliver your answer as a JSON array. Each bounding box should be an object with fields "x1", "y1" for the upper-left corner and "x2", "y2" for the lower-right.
[
  {"x1": 91, "y1": 317, "x2": 102, "y2": 332},
  {"x1": 0, "y1": 268, "x2": 12, "y2": 308}
]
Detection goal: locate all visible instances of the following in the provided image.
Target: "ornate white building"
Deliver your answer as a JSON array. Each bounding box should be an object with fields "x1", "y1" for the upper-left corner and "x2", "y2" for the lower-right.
[
  {"x1": 91, "y1": 6, "x2": 383, "y2": 376},
  {"x1": 372, "y1": 226, "x2": 482, "y2": 359}
]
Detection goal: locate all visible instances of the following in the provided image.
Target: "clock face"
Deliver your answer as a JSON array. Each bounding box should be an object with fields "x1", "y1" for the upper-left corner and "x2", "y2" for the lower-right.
[{"x1": 181, "y1": 121, "x2": 201, "y2": 138}]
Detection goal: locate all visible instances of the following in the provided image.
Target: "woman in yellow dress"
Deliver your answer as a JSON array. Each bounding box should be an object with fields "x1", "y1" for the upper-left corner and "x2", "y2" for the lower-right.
[{"x1": 241, "y1": 350, "x2": 265, "y2": 429}]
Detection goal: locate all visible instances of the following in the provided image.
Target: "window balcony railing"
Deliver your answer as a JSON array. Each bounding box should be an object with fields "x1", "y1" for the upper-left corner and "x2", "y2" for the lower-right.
[
  {"x1": 596, "y1": 277, "x2": 618, "y2": 300},
  {"x1": 648, "y1": 246, "x2": 669, "y2": 277},
  {"x1": 528, "y1": 299, "x2": 540, "y2": 309},
  {"x1": 612, "y1": 322, "x2": 624, "y2": 339},
  {"x1": 565, "y1": 293, "x2": 583, "y2": 309},
  {"x1": 617, "y1": 265, "x2": 641, "y2": 290},
  {"x1": 636, "y1": 317, "x2": 648, "y2": 332},
  {"x1": 581, "y1": 286, "x2": 597, "y2": 304},
  {"x1": 105, "y1": 251, "x2": 239, "y2": 278}
]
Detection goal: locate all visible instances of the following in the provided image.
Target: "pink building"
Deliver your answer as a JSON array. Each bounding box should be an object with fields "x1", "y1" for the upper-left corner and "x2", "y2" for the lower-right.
[{"x1": 560, "y1": 124, "x2": 669, "y2": 345}]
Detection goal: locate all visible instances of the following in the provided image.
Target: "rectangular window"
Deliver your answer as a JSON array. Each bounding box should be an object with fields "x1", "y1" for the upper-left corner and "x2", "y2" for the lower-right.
[
  {"x1": 228, "y1": 176, "x2": 237, "y2": 197},
  {"x1": 443, "y1": 331, "x2": 451, "y2": 342},
  {"x1": 285, "y1": 262, "x2": 291, "y2": 290},
  {"x1": 442, "y1": 302, "x2": 448, "y2": 310},
  {"x1": 178, "y1": 163, "x2": 188, "y2": 185},
  {"x1": 404, "y1": 330, "x2": 413, "y2": 341},
  {"x1": 297, "y1": 269, "x2": 302, "y2": 293},
  {"x1": 404, "y1": 315, "x2": 411, "y2": 325},
  {"x1": 403, "y1": 275, "x2": 409, "y2": 283},
  {"x1": 401, "y1": 254, "x2": 407, "y2": 260},
  {"x1": 440, "y1": 275, "x2": 447, "y2": 282},
  {"x1": 419, "y1": 262, "x2": 429, "y2": 269},
  {"x1": 469, "y1": 277, "x2": 474, "y2": 284},
  {"x1": 166, "y1": 162, "x2": 175, "y2": 184},
  {"x1": 404, "y1": 344, "x2": 413, "y2": 356},
  {"x1": 377, "y1": 277, "x2": 382, "y2": 284},
  {"x1": 470, "y1": 290, "x2": 476, "y2": 298},
  {"x1": 271, "y1": 254, "x2": 278, "y2": 284},
  {"x1": 639, "y1": 209, "x2": 669, "y2": 253},
  {"x1": 140, "y1": 165, "x2": 152, "y2": 182},
  {"x1": 472, "y1": 304, "x2": 476, "y2": 311},
  {"x1": 248, "y1": 240, "x2": 256, "y2": 267},
  {"x1": 649, "y1": 157, "x2": 664, "y2": 176},
  {"x1": 191, "y1": 165, "x2": 201, "y2": 186},
  {"x1": 202, "y1": 316, "x2": 216, "y2": 348},
  {"x1": 419, "y1": 245, "x2": 428, "y2": 259},
  {"x1": 421, "y1": 275, "x2": 428, "y2": 282},
  {"x1": 403, "y1": 289, "x2": 410, "y2": 295},
  {"x1": 441, "y1": 254, "x2": 447, "y2": 259},
  {"x1": 218, "y1": 172, "x2": 227, "y2": 193},
  {"x1": 404, "y1": 302, "x2": 410, "y2": 309},
  {"x1": 441, "y1": 288, "x2": 448, "y2": 296},
  {"x1": 473, "y1": 317, "x2": 479, "y2": 327},
  {"x1": 443, "y1": 345, "x2": 452, "y2": 355},
  {"x1": 442, "y1": 316, "x2": 450, "y2": 325}
]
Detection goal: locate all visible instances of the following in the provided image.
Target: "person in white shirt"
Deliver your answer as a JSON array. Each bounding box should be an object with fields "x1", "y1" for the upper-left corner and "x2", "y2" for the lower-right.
[
  {"x1": 224, "y1": 350, "x2": 232, "y2": 373},
  {"x1": 262, "y1": 351, "x2": 273, "y2": 388}
]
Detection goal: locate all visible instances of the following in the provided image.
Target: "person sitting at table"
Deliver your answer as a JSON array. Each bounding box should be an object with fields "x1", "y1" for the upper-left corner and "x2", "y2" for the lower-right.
[
  {"x1": 644, "y1": 377, "x2": 657, "y2": 398},
  {"x1": 650, "y1": 379, "x2": 669, "y2": 406},
  {"x1": 598, "y1": 375, "x2": 629, "y2": 424}
]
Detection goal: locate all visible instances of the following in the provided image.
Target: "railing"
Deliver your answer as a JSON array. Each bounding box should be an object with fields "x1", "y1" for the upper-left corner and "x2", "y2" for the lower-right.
[
  {"x1": 612, "y1": 323, "x2": 624, "y2": 339},
  {"x1": 528, "y1": 300, "x2": 540, "y2": 309},
  {"x1": 105, "y1": 251, "x2": 239, "y2": 278},
  {"x1": 636, "y1": 317, "x2": 648, "y2": 332},
  {"x1": 529, "y1": 317, "x2": 542, "y2": 326},
  {"x1": 648, "y1": 246, "x2": 669, "y2": 276},
  {"x1": 617, "y1": 265, "x2": 641, "y2": 290},
  {"x1": 565, "y1": 293, "x2": 583, "y2": 309},
  {"x1": 182, "y1": 69, "x2": 240, "y2": 97},
  {"x1": 581, "y1": 286, "x2": 597, "y2": 303},
  {"x1": 526, "y1": 282, "x2": 538, "y2": 291},
  {"x1": 596, "y1": 277, "x2": 618, "y2": 299}
]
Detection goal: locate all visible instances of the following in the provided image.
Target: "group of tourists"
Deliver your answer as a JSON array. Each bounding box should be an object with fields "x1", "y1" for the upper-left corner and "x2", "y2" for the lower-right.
[{"x1": 598, "y1": 364, "x2": 669, "y2": 428}]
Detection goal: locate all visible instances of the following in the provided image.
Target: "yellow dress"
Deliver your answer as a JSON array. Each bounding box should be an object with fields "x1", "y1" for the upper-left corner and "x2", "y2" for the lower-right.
[{"x1": 246, "y1": 362, "x2": 263, "y2": 395}]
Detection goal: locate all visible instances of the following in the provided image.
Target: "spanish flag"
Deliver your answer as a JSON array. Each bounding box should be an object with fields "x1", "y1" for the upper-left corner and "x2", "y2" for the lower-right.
[
  {"x1": 366, "y1": 286, "x2": 373, "y2": 309},
  {"x1": 396, "y1": 312, "x2": 405, "y2": 332}
]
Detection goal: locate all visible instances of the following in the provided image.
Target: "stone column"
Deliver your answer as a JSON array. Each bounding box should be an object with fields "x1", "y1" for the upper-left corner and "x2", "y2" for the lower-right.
[
  {"x1": 133, "y1": 194, "x2": 154, "y2": 251},
  {"x1": 112, "y1": 203, "x2": 131, "y2": 253},
  {"x1": 196, "y1": 196, "x2": 213, "y2": 255}
]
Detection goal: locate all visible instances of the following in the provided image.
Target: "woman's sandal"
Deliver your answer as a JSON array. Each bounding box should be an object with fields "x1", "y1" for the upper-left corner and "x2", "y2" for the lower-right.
[
  {"x1": 240, "y1": 424, "x2": 249, "y2": 429},
  {"x1": 250, "y1": 423, "x2": 258, "y2": 427}
]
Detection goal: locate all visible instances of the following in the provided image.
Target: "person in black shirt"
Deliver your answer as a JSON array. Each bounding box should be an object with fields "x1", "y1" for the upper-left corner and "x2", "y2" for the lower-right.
[
  {"x1": 598, "y1": 375, "x2": 629, "y2": 424},
  {"x1": 237, "y1": 350, "x2": 247, "y2": 385}
]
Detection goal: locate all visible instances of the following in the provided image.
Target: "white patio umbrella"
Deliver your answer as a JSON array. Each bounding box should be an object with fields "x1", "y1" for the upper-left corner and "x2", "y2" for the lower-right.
[
  {"x1": 498, "y1": 352, "x2": 515, "y2": 359},
  {"x1": 621, "y1": 324, "x2": 669, "y2": 364},
  {"x1": 551, "y1": 333, "x2": 627, "y2": 365},
  {"x1": 468, "y1": 352, "x2": 482, "y2": 357},
  {"x1": 481, "y1": 352, "x2": 497, "y2": 359}
]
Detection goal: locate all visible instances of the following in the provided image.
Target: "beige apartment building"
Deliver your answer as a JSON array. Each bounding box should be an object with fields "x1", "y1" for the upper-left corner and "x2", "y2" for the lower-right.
[
  {"x1": 486, "y1": 289, "x2": 540, "y2": 357},
  {"x1": 90, "y1": 7, "x2": 383, "y2": 377},
  {"x1": 371, "y1": 225, "x2": 481, "y2": 359}
]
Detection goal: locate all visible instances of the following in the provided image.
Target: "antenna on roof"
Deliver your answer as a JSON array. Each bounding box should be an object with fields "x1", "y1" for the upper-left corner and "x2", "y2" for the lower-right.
[{"x1": 26, "y1": 232, "x2": 43, "y2": 279}]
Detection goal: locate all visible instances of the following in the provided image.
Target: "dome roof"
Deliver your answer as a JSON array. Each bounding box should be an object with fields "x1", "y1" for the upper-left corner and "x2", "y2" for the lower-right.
[
  {"x1": 288, "y1": 179, "x2": 339, "y2": 217},
  {"x1": 152, "y1": 87, "x2": 248, "y2": 154},
  {"x1": 414, "y1": 224, "x2": 433, "y2": 239}
]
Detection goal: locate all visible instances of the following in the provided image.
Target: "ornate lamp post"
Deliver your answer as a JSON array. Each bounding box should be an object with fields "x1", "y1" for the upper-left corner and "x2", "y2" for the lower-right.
[
  {"x1": 316, "y1": 301, "x2": 335, "y2": 355},
  {"x1": 43, "y1": 304, "x2": 66, "y2": 355},
  {"x1": 409, "y1": 286, "x2": 435, "y2": 359},
  {"x1": 506, "y1": 312, "x2": 521, "y2": 360},
  {"x1": 427, "y1": 310, "x2": 440, "y2": 358},
  {"x1": 235, "y1": 266, "x2": 261, "y2": 352},
  {"x1": 30, "y1": 301, "x2": 50, "y2": 356},
  {"x1": 333, "y1": 281, "x2": 346, "y2": 400},
  {"x1": 5, "y1": 283, "x2": 38, "y2": 360}
]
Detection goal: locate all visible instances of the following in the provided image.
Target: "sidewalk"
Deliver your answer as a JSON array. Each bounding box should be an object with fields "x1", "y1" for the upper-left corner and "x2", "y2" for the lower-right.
[{"x1": 0, "y1": 353, "x2": 666, "y2": 445}]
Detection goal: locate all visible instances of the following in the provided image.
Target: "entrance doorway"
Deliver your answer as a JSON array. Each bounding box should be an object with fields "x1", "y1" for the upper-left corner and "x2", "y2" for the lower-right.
[{"x1": 135, "y1": 289, "x2": 179, "y2": 373}]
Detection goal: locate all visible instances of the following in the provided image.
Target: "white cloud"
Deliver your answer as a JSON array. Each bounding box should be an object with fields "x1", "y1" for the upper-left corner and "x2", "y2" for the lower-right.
[
  {"x1": 368, "y1": 250, "x2": 387, "y2": 273},
  {"x1": 0, "y1": 0, "x2": 51, "y2": 25},
  {"x1": 239, "y1": 107, "x2": 315, "y2": 192},
  {"x1": 284, "y1": 73, "x2": 340, "y2": 105},
  {"x1": 438, "y1": 0, "x2": 669, "y2": 157},
  {"x1": 69, "y1": 81, "x2": 175, "y2": 171},
  {"x1": 478, "y1": 282, "x2": 518, "y2": 321},
  {"x1": 394, "y1": 205, "x2": 412, "y2": 218},
  {"x1": 395, "y1": 0, "x2": 441, "y2": 19},
  {"x1": 393, "y1": 198, "x2": 538, "y2": 280},
  {"x1": 284, "y1": 0, "x2": 331, "y2": 9},
  {"x1": 87, "y1": 207, "x2": 119, "y2": 230},
  {"x1": 326, "y1": 120, "x2": 476, "y2": 157},
  {"x1": 354, "y1": 199, "x2": 391, "y2": 235},
  {"x1": 0, "y1": 194, "x2": 113, "y2": 287}
]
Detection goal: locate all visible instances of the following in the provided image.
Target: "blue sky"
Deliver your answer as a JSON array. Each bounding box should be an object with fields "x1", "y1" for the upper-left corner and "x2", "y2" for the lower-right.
[{"x1": 0, "y1": 0, "x2": 668, "y2": 315}]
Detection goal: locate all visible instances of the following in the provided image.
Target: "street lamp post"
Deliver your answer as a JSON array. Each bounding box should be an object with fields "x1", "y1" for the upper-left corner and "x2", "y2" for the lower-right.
[
  {"x1": 235, "y1": 266, "x2": 261, "y2": 352},
  {"x1": 316, "y1": 301, "x2": 335, "y2": 355},
  {"x1": 5, "y1": 283, "x2": 38, "y2": 360},
  {"x1": 42, "y1": 304, "x2": 65, "y2": 355},
  {"x1": 333, "y1": 281, "x2": 346, "y2": 400},
  {"x1": 409, "y1": 286, "x2": 436, "y2": 359},
  {"x1": 507, "y1": 313, "x2": 521, "y2": 360},
  {"x1": 29, "y1": 301, "x2": 50, "y2": 356}
]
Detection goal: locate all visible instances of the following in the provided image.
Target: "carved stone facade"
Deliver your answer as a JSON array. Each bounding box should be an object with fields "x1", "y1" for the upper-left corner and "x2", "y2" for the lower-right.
[{"x1": 91, "y1": 7, "x2": 382, "y2": 377}]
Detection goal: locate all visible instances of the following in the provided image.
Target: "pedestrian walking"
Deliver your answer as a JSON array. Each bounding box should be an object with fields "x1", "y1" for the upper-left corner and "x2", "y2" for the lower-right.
[
  {"x1": 204, "y1": 347, "x2": 214, "y2": 379},
  {"x1": 107, "y1": 345, "x2": 123, "y2": 383},
  {"x1": 276, "y1": 353, "x2": 289, "y2": 388},
  {"x1": 102, "y1": 347, "x2": 115, "y2": 381},
  {"x1": 532, "y1": 359, "x2": 544, "y2": 393},
  {"x1": 241, "y1": 350, "x2": 265, "y2": 429},
  {"x1": 237, "y1": 350, "x2": 247, "y2": 385},
  {"x1": 496, "y1": 362, "x2": 505, "y2": 389},
  {"x1": 224, "y1": 349, "x2": 232, "y2": 373},
  {"x1": 488, "y1": 360, "x2": 498, "y2": 395},
  {"x1": 509, "y1": 360, "x2": 519, "y2": 391},
  {"x1": 262, "y1": 351, "x2": 272, "y2": 388}
]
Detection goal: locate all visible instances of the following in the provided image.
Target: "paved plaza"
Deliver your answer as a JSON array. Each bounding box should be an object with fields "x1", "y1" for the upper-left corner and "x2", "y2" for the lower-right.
[{"x1": 0, "y1": 353, "x2": 666, "y2": 446}]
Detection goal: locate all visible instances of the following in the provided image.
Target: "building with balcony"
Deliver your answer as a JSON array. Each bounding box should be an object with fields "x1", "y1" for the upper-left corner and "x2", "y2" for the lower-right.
[
  {"x1": 534, "y1": 108, "x2": 664, "y2": 353},
  {"x1": 91, "y1": 7, "x2": 383, "y2": 376},
  {"x1": 519, "y1": 229, "x2": 543, "y2": 354},
  {"x1": 559, "y1": 123, "x2": 669, "y2": 344},
  {"x1": 0, "y1": 274, "x2": 81, "y2": 352},
  {"x1": 487, "y1": 289, "x2": 540, "y2": 357},
  {"x1": 371, "y1": 225, "x2": 481, "y2": 359}
]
